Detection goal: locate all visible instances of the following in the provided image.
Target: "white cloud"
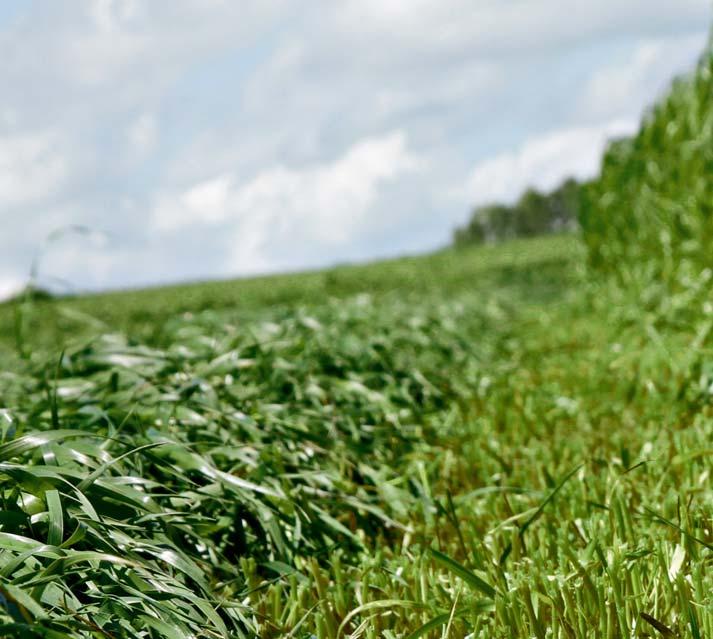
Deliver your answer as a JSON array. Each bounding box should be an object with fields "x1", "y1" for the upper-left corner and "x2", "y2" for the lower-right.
[
  {"x1": 89, "y1": 0, "x2": 141, "y2": 33},
  {"x1": 127, "y1": 113, "x2": 158, "y2": 156},
  {"x1": 465, "y1": 119, "x2": 638, "y2": 206},
  {"x1": 0, "y1": 1, "x2": 289, "y2": 112},
  {"x1": 152, "y1": 130, "x2": 420, "y2": 272},
  {"x1": 579, "y1": 33, "x2": 708, "y2": 121},
  {"x1": 0, "y1": 132, "x2": 67, "y2": 207},
  {"x1": 0, "y1": 275, "x2": 23, "y2": 301},
  {"x1": 153, "y1": 174, "x2": 233, "y2": 231},
  {"x1": 0, "y1": 2, "x2": 710, "y2": 292},
  {"x1": 334, "y1": 0, "x2": 711, "y2": 58}
]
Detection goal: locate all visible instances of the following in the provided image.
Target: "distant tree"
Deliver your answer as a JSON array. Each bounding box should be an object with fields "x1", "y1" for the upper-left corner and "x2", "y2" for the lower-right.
[
  {"x1": 453, "y1": 177, "x2": 583, "y2": 248},
  {"x1": 514, "y1": 188, "x2": 550, "y2": 237}
]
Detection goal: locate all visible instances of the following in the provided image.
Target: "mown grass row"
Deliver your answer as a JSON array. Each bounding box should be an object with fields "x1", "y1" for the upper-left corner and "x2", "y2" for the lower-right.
[
  {"x1": 0, "y1": 291, "x2": 495, "y2": 636},
  {"x1": 0, "y1": 253, "x2": 561, "y2": 637}
]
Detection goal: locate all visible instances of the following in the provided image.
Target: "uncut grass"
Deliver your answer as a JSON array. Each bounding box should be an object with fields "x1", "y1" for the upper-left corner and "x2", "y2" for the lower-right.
[
  {"x1": 0, "y1": 237, "x2": 710, "y2": 637},
  {"x1": 580, "y1": 41, "x2": 713, "y2": 290},
  {"x1": 251, "y1": 281, "x2": 712, "y2": 638}
]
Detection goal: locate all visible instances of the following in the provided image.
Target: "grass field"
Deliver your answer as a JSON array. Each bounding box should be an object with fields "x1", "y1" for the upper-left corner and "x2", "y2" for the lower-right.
[
  {"x1": 0, "y1": 236, "x2": 578, "y2": 359},
  {"x1": 0, "y1": 232, "x2": 710, "y2": 637}
]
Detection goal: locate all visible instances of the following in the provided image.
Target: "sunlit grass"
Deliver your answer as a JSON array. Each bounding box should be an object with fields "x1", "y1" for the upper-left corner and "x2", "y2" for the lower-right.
[{"x1": 0, "y1": 232, "x2": 710, "y2": 637}]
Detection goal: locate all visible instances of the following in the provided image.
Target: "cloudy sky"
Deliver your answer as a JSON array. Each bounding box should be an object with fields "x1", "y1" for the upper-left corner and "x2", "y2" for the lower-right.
[{"x1": 0, "y1": 1, "x2": 710, "y2": 298}]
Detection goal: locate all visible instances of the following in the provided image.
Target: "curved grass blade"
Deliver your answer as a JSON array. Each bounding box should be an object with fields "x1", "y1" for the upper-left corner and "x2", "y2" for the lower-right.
[
  {"x1": 44, "y1": 490, "x2": 63, "y2": 547},
  {"x1": 428, "y1": 548, "x2": 496, "y2": 598},
  {"x1": 337, "y1": 599, "x2": 426, "y2": 638},
  {"x1": 76, "y1": 442, "x2": 166, "y2": 492},
  {"x1": 0, "y1": 431, "x2": 92, "y2": 462},
  {"x1": 404, "y1": 611, "x2": 453, "y2": 639}
]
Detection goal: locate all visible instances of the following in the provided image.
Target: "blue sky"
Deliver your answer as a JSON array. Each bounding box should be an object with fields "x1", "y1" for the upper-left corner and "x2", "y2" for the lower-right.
[{"x1": 0, "y1": 1, "x2": 710, "y2": 298}]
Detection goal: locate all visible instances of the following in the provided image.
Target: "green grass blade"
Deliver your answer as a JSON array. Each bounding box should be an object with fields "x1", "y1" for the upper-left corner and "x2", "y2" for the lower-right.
[
  {"x1": 44, "y1": 490, "x2": 63, "y2": 547},
  {"x1": 428, "y1": 548, "x2": 496, "y2": 598}
]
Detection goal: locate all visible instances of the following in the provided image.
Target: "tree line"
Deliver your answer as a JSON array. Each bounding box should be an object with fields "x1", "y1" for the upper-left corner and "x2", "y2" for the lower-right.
[{"x1": 453, "y1": 177, "x2": 583, "y2": 247}]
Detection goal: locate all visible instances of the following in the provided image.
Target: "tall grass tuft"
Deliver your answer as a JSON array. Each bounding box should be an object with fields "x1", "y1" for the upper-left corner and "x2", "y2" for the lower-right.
[{"x1": 580, "y1": 40, "x2": 713, "y2": 292}]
